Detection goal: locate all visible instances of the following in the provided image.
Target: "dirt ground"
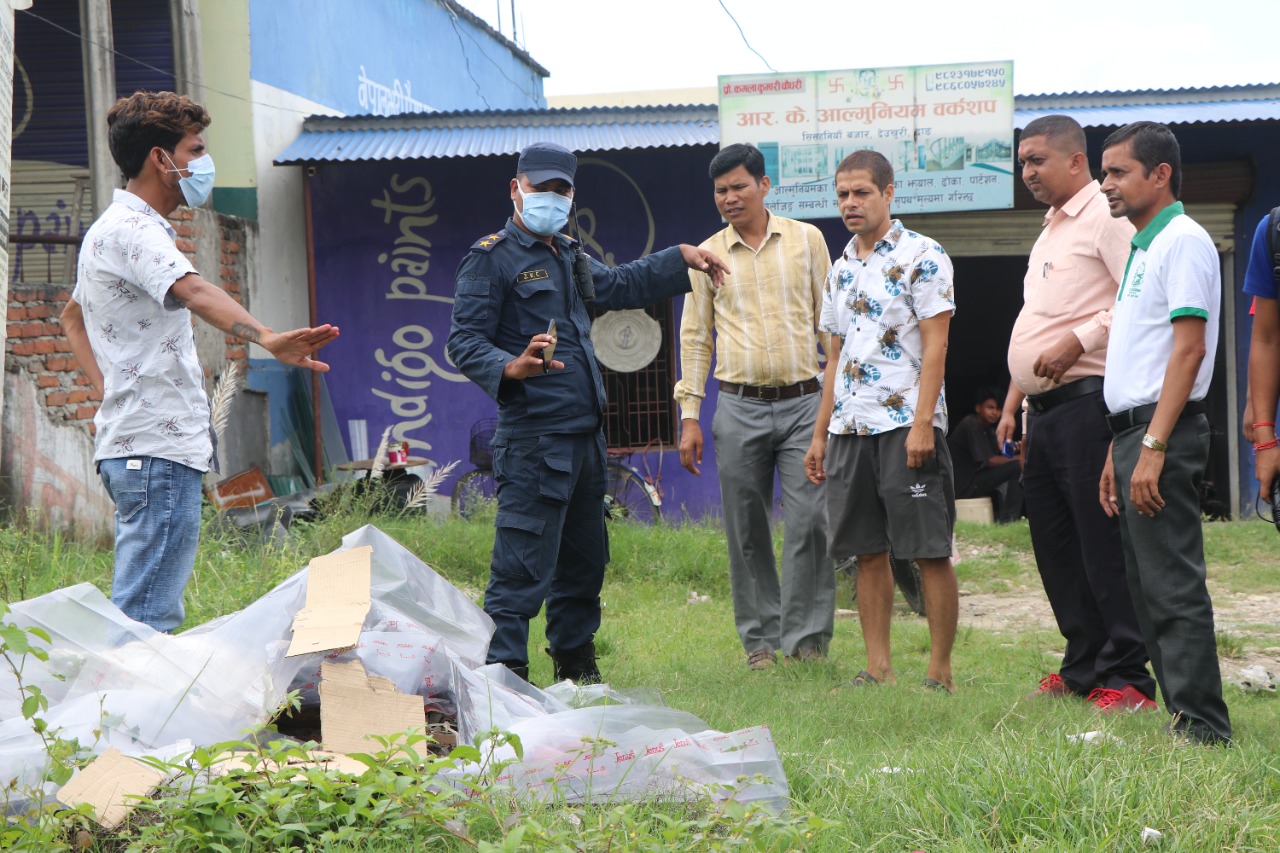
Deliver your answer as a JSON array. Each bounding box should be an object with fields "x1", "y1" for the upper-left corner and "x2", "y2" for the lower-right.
[{"x1": 956, "y1": 584, "x2": 1280, "y2": 686}]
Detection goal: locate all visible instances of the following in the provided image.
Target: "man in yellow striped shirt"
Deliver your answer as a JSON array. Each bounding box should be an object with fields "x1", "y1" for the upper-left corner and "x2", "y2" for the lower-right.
[{"x1": 675, "y1": 143, "x2": 834, "y2": 669}]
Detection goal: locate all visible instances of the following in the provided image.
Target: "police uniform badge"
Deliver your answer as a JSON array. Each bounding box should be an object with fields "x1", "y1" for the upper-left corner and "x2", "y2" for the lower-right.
[{"x1": 470, "y1": 232, "x2": 506, "y2": 252}]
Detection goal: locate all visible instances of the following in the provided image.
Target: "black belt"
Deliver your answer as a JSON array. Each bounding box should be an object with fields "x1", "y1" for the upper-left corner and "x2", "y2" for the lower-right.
[
  {"x1": 1025, "y1": 375, "x2": 1104, "y2": 413},
  {"x1": 1106, "y1": 400, "x2": 1207, "y2": 434},
  {"x1": 719, "y1": 379, "x2": 820, "y2": 401}
]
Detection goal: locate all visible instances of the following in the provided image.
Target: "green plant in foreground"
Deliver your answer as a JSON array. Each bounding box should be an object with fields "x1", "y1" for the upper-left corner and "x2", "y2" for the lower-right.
[
  {"x1": 112, "y1": 729, "x2": 826, "y2": 852},
  {"x1": 0, "y1": 605, "x2": 100, "y2": 852}
]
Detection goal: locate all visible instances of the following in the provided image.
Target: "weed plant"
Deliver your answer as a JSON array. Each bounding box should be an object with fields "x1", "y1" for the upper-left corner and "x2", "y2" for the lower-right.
[{"x1": 1, "y1": 500, "x2": 1279, "y2": 850}]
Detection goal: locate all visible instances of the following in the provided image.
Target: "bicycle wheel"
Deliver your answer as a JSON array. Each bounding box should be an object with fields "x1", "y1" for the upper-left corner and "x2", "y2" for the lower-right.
[
  {"x1": 890, "y1": 556, "x2": 926, "y2": 617},
  {"x1": 836, "y1": 555, "x2": 926, "y2": 617},
  {"x1": 452, "y1": 469, "x2": 497, "y2": 520},
  {"x1": 605, "y1": 463, "x2": 661, "y2": 524}
]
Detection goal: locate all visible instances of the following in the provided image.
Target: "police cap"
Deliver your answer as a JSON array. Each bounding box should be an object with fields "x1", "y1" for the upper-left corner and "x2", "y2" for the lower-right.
[{"x1": 517, "y1": 142, "x2": 576, "y2": 187}]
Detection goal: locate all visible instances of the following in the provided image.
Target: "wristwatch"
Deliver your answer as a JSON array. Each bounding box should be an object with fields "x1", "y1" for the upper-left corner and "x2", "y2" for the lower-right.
[{"x1": 1141, "y1": 433, "x2": 1168, "y2": 452}]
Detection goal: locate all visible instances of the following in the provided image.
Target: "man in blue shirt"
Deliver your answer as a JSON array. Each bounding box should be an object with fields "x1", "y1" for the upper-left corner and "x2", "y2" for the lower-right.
[
  {"x1": 447, "y1": 142, "x2": 727, "y2": 684},
  {"x1": 1244, "y1": 212, "x2": 1280, "y2": 500}
]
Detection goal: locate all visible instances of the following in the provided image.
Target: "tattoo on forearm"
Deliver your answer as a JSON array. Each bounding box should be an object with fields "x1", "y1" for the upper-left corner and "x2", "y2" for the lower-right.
[{"x1": 231, "y1": 322, "x2": 261, "y2": 343}]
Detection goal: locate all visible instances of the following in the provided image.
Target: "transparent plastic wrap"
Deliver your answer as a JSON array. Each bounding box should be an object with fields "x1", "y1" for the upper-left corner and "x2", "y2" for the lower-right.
[
  {"x1": 290, "y1": 628, "x2": 458, "y2": 714},
  {"x1": 450, "y1": 666, "x2": 789, "y2": 812},
  {"x1": 0, "y1": 579, "x2": 309, "y2": 789},
  {"x1": 286, "y1": 525, "x2": 495, "y2": 710},
  {"x1": 337, "y1": 525, "x2": 493, "y2": 669},
  {"x1": 1, "y1": 525, "x2": 788, "y2": 812}
]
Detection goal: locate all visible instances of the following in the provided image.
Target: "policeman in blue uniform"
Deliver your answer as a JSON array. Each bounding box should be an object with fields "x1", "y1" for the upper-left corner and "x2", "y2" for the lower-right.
[{"x1": 447, "y1": 142, "x2": 728, "y2": 684}]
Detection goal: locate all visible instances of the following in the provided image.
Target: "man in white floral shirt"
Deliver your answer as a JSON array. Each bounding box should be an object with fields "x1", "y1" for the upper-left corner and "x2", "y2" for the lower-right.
[
  {"x1": 61, "y1": 91, "x2": 339, "y2": 632},
  {"x1": 804, "y1": 150, "x2": 959, "y2": 693}
]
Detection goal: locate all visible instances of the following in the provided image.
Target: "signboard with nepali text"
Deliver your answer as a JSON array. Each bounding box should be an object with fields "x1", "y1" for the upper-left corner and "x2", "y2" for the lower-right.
[{"x1": 718, "y1": 61, "x2": 1015, "y2": 218}]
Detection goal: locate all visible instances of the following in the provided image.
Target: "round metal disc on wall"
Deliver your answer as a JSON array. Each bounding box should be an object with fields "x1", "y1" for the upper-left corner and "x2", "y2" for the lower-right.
[{"x1": 590, "y1": 309, "x2": 663, "y2": 373}]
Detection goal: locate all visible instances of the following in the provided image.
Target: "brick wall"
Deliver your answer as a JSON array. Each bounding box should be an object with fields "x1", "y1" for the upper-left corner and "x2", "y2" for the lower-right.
[
  {"x1": 1, "y1": 208, "x2": 257, "y2": 532},
  {"x1": 4, "y1": 209, "x2": 253, "y2": 433}
]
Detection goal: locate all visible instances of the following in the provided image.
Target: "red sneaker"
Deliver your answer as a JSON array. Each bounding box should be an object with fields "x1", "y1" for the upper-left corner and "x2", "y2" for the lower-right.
[
  {"x1": 1088, "y1": 685, "x2": 1158, "y2": 713},
  {"x1": 1029, "y1": 673, "x2": 1073, "y2": 698}
]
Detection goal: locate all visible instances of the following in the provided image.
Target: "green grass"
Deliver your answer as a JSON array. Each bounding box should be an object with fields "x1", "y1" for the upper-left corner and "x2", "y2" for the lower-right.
[{"x1": 2, "y1": 507, "x2": 1279, "y2": 851}]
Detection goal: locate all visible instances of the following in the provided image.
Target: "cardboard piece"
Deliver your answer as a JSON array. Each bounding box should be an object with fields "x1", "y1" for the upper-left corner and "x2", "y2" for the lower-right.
[
  {"x1": 205, "y1": 465, "x2": 274, "y2": 510},
  {"x1": 285, "y1": 545, "x2": 373, "y2": 657},
  {"x1": 211, "y1": 749, "x2": 369, "y2": 779},
  {"x1": 57, "y1": 747, "x2": 168, "y2": 830},
  {"x1": 319, "y1": 659, "x2": 428, "y2": 757}
]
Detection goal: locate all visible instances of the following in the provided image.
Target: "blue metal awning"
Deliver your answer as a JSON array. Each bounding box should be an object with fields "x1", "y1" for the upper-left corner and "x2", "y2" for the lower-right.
[
  {"x1": 277, "y1": 84, "x2": 1280, "y2": 165},
  {"x1": 275, "y1": 105, "x2": 719, "y2": 164}
]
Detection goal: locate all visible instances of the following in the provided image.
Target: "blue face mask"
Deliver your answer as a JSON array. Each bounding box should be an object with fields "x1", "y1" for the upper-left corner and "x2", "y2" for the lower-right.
[
  {"x1": 163, "y1": 151, "x2": 216, "y2": 207},
  {"x1": 515, "y1": 185, "x2": 572, "y2": 236}
]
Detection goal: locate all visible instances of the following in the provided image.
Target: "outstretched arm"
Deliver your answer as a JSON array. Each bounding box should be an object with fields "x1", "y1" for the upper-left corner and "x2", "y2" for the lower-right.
[{"x1": 169, "y1": 273, "x2": 339, "y2": 371}]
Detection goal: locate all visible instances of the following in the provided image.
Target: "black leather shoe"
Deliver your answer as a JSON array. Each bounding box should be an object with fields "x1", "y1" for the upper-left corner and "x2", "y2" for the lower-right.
[{"x1": 546, "y1": 642, "x2": 602, "y2": 685}]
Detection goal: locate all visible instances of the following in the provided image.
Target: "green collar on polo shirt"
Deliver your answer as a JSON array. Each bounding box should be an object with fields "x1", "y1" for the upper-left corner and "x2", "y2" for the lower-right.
[{"x1": 1131, "y1": 200, "x2": 1184, "y2": 251}]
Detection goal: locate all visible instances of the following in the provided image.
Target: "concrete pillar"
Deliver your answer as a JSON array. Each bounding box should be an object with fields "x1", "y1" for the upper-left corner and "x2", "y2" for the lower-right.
[
  {"x1": 79, "y1": 0, "x2": 117, "y2": 218},
  {"x1": 170, "y1": 0, "x2": 203, "y2": 100},
  {"x1": 0, "y1": 2, "x2": 21, "y2": 473}
]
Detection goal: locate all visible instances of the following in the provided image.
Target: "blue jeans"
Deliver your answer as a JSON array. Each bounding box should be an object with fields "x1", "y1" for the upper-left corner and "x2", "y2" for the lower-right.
[{"x1": 99, "y1": 457, "x2": 204, "y2": 633}]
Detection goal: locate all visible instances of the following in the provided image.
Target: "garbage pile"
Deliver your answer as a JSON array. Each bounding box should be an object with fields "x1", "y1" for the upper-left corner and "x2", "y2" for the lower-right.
[{"x1": 1, "y1": 525, "x2": 787, "y2": 824}]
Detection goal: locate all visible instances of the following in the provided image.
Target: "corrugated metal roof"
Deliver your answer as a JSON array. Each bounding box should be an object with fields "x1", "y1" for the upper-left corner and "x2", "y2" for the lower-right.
[
  {"x1": 276, "y1": 85, "x2": 1280, "y2": 165},
  {"x1": 275, "y1": 105, "x2": 718, "y2": 164},
  {"x1": 1016, "y1": 97, "x2": 1280, "y2": 129},
  {"x1": 1018, "y1": 81, "x2": 1280, "y2": 103}
]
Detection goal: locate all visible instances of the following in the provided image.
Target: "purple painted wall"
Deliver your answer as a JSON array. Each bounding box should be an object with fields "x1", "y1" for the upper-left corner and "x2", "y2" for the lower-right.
[{"x1": 305, "y1": 145, "x2": 794, "y2": 518}]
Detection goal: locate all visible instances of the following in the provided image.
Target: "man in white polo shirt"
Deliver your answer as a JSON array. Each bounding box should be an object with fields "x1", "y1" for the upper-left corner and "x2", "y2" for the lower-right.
[{"x1": 1097, "y1": 121, "x2": 1231, "y2": 745}]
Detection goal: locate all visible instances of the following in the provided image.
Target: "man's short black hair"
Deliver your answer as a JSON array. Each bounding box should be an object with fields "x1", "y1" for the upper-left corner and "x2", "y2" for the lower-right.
[
  {"x1": 709, "y1": 143, "x2": 766, "y2": 181},
  {"x1": 1102, "y1": 121, "x2": 1182, "y2": 199},
  {"x1": 835, "y1": 150, "x2": 894, "y2": 192},
  {"x1": 1020, "y1": 114, "x2": 1087, "y2": 156},
  {"x1": 974, "y1": 386, "x2": 1003, "y2": 408},
  {"x1": 107, "y1": 90, "x2": 211, "y2": 180}
]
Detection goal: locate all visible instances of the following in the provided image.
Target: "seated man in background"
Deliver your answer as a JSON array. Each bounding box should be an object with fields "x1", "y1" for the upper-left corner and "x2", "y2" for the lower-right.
[{"x1": 948, "y1": 387, "x2": 1023, "y2": 523}]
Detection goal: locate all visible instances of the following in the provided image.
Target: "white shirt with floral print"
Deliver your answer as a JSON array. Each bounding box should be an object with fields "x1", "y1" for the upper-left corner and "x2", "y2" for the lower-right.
[
  {"x1": 73, "y1": 189, "x2": 212, "y2": 471},
  {"x1": 820, "y1": 219, "x2": 955, "y2": 436}
]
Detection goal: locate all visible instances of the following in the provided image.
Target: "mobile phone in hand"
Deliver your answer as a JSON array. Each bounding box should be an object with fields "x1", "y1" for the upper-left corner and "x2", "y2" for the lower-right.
[
  {"x1": 1272, "y1": 476, "x2": 1280, "y2": 532},
  {"x1": 541, "y1": 319, "x2": 556, "y2": 372}
]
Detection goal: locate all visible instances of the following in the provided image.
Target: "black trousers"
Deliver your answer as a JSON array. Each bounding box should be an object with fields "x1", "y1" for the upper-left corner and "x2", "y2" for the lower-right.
[
  {"x1": 1113, "y1": 415, "x2": 1231, "y2": 744},
  {"x1": 1023, "y1": 391, "x2": 1155, "y2": 696},
  {"x1": 959, "y1": 461, "x2": 1024, "y2": 522}
]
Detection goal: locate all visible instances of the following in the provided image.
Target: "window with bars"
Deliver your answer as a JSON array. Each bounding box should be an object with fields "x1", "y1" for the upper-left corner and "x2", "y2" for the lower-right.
[{"x1": 594, "y1": 301, "x2": 677, "y2": 451}]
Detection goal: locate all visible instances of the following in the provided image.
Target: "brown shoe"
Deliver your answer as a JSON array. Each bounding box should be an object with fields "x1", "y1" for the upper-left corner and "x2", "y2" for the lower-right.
[
  {"x1": 784, "y1": 647, "x2": 826, "y2": 665},
  {"x1": 747, "y1": 648, "x2": 778, "y2": 670}
]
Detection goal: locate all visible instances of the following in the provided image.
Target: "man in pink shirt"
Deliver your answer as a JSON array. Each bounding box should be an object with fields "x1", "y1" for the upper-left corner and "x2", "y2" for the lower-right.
[{"x1": 996, "y1": 115, "x2": 1156, "y2": 711}]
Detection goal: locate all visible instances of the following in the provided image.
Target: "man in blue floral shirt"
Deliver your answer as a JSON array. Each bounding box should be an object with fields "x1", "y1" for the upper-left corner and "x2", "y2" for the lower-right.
[{"x1": 805, "y1": 150, "x2": 959, "y2": 693}]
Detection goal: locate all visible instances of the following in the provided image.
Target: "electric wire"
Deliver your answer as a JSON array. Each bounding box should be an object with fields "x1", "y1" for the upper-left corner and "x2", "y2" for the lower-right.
[
  {"x1": 18, "y1": 5, "x2": 539, "y2": 119},
  {"x1": 715, "y1": 0, "x2": 777, "y2": 73},
  {"x1": 18, "y1": 8, "x2": 318, "y2": 117}
]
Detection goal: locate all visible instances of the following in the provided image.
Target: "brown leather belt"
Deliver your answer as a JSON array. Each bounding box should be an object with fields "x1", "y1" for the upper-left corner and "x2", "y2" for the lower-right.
[{"x1": 719, "y1": 379, "x2": 820, "y2": 401}]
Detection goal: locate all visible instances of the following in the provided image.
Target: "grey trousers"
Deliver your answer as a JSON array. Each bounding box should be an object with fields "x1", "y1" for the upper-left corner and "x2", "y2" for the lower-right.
[
  {"x1": 1112, "y1": 415, "x2": 1231, "y2": 744},
  {"x1": 711, "y1": 391, "x2": 834, "y2": 656}
]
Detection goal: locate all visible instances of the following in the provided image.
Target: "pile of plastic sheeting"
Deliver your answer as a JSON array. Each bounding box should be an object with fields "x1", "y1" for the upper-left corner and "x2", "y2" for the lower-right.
[{"x1": 1, "y1": 525, "x2": 787, "y2": 812}]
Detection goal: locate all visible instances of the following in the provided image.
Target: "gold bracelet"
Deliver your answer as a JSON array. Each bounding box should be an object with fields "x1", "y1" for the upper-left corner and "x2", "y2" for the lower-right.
[{"x1": 1141, "y1": 433, "x2": 1168, "y2": 452}]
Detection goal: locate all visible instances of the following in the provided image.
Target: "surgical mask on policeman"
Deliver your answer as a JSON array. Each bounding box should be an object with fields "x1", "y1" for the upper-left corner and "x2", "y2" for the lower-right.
[
  {"x1": 162, "y1": 150, "x2": 217, "y2": 207},
  {"x1": 515, "y1": 185, "x2": 572, "y2": 236}
]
